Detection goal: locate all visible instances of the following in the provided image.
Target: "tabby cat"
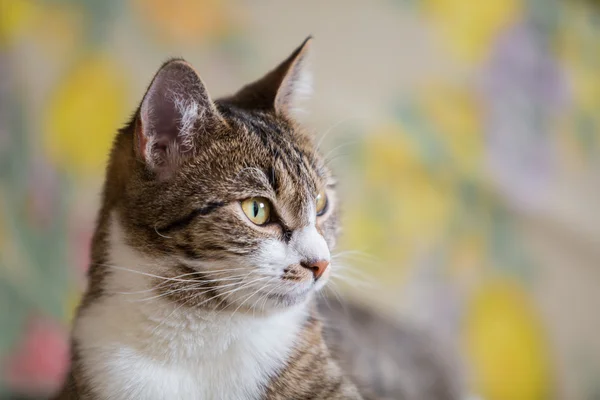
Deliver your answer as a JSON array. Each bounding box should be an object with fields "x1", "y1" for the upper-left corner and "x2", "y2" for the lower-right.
[{"x1": 55, "y1": 37, "x2": 459, "y2": 400}]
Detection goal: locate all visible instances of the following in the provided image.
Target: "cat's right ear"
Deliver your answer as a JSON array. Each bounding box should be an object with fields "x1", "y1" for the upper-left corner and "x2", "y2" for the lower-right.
[{"x1": 135, "y1": 59, "x2": 224, "y2": 178}]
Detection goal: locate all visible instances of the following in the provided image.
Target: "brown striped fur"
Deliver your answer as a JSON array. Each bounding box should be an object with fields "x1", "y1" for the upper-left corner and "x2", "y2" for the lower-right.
[{"x1": 55, "y1": 38, "x2": 459, "y2": 400}]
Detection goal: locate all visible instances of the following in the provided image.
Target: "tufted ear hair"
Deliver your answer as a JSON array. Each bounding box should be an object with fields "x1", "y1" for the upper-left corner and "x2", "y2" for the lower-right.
[
  {"x1": 135, "y1": 59, "x2": 225, "y2": 178},
  {"x1": 225, "y1": 36, "x2": 313, "y2": 116}
]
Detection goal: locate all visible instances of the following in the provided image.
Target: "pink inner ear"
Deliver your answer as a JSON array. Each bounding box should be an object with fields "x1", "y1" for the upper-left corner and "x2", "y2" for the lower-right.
[
  {"x1": 135, "y1": 59, "x2": 226, "y2": 176},
  {"x1": 142, "y1": 76, "x2": 186, "y2": 146}
]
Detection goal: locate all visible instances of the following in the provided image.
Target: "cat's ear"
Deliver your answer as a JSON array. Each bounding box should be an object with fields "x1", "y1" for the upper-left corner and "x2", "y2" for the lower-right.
[
  {"x1": 135, "y1": 59, "x2": 224, "y2": 178},
  {"x1": 227, "y1": 36, "x2": 313, "y2": 115}
]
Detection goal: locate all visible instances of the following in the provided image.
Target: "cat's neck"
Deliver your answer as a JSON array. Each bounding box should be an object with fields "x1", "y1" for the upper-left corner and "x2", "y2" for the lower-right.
[{"x1": 71, "y1": 214, "x2": 310, "y2": 399}]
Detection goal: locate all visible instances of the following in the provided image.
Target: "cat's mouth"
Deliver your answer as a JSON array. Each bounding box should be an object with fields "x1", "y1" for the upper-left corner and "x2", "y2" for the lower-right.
[
  {"x1": 252, "y1": 263, "x2": 330, "y2": 308},
  {"x1": 258, "y1": 284, "x2": 313, "y2": 308},
  {"x1": 178, "y1": 259, "x2": 331, "y2": 311}
]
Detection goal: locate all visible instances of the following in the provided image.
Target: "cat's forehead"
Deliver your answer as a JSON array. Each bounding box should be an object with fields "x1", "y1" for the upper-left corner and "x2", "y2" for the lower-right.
[{"x1": 180, "y1": 106, "x2": 329, "y2": 227}]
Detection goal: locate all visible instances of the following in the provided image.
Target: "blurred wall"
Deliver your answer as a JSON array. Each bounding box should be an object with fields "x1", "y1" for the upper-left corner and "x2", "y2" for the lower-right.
[{"x1": 1, "y1": 0, "x2": 599, "y2": 398}]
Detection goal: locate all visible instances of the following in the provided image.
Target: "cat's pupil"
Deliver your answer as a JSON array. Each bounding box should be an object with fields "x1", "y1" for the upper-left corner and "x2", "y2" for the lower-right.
[{"x1": 253, "y1": 201, "x2": 259, "y2": 217}]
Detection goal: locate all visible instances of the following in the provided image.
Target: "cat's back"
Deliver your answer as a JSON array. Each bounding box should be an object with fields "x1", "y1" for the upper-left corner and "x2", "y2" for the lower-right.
[{"x1": 318, "y1": 296, "x2": 461, "y2": 400}]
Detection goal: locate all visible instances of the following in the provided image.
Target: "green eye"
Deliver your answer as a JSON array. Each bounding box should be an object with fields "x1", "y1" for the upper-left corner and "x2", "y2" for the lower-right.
[
  {"x1": 316, "y1": 190, "x2": 328, "y2": 216},
  {"x1": 241, "y1": 197, "x2": 271, "y2": 225}
]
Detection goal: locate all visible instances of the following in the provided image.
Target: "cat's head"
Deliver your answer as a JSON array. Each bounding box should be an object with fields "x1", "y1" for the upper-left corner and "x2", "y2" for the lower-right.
[{"x1": 104, "y1": 38, "x2": 340, "y2": 313}]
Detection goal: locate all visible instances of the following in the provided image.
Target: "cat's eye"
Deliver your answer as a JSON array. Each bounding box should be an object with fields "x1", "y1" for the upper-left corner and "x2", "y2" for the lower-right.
[
  {"x1": 241, "y1": 197, "x2": 271, "y2": 225},
  {"x1": 316, "y1": 190, "x2": 328, "y2": 216}
]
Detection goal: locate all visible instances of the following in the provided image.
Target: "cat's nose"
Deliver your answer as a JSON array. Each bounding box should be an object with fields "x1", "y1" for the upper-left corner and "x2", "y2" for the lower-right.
[{"x1": 300, "y1": 259, "x2": 330, "y2": 281}]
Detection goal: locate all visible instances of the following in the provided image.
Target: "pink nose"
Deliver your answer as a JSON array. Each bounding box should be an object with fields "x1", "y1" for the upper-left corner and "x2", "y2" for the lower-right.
[{"x1": 301, "y1": 260, "x2": 330, "y2": 280}]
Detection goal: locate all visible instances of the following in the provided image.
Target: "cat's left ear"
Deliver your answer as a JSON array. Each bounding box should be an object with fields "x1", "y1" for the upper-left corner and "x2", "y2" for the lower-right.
[{"x1": 226, "y1": 36, "x2": 313, "y2": 115}]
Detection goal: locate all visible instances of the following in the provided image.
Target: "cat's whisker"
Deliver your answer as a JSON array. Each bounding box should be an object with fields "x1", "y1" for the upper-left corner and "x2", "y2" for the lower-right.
[
  {"x1": 94, "y1": 263, "x2": 199, "y2": 283},
  {"x1": 334, "y1": 263, "x2": 371, "y2": 275},
  {"x1": 332, "y1": 249, "x2": 378, "y2": 261},
  {"x1": 127, "y1": 279, "x2": 231, "y2": 300},
  {"x1": 117, "y1": 272, "x2": 256, "y2": 295},
  {"x1": 230, "y1": 278, "x2": 278, "y2": 321},
  {"x1": 199, "y1": 277, "x2": 274, "y2": 320},
  {"x1": 252, "y1": 280, "x2": 282, "y2": 317},
  {"x1": 132, "y1": 286, "x2": 222, "y2": 303},
  {"x1": 331, "y1": 263, "x2": 374, "y2": 281},
  {"x1": 327, "y1": 280, "x2": 351, "y2": 319},
  {"x1": 318, "y1": 287, "x2": 334, "y2": 313},
  {"x1": 332, "y1": 259, "x2": 377, "y2": 276},
  {"x1": 332, "y1": 256, "x2": 379, "y2": 268},
  {"x1": 130, "y1": 276, "x2": 259, "y2": 302},
  {"x1": 131, "y1": 282, "x2": 208, "y2": 302},
  {"x1": 333, "y1": 265, "x2": 378, "y2": 284},
  {"x1": 322, "y1": 141, "x2": 358, "y2": 162},
  {"x1": 164, "y1": 270, "x2": 261, "y2": 302},
  {"x1": 330, "y1": 273, "x2": 374, "y2": 289},
  {"x1": 258, "y1": 280, "x2": 282, "y2": 313},
  {"x1": 211, "y1": 275, "x2": 273, "y2": 312},
  {"x1": 95, "y1": 262, "x2": 254, "y2": 286},
  {"x1": 326, "y1": 280, "x2": 343, "y2": 303},
  {"x1": 325, "y1": 152, "x2": 352, "y2": 168},
  {"x1": 202, "y1": 270, "x2": 261, "y2": 315},
  {"x1": 325, "y1": 282, "x2": 366, "y2": 347},
  {"x1": 314, "y1": 116, "x2": 365, "y2": 156},
  {"x1": 149, "y1": 276, "x2": 273, "y2": 336},
  {"x1": 203, "y1": 267, "x2": 255, "y2": 274}
]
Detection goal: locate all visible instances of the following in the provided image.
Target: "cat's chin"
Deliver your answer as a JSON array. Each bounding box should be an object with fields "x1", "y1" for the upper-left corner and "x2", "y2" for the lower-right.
[
  {"x1": 252, "y1": 287, "x2": 316, "y2": 311},
  {"x1": 254, "y1": 279, "x2": 331, "y2": 312}
]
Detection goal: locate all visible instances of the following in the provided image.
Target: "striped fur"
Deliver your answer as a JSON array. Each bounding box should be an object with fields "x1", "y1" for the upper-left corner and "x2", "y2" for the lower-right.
[
  {"x1": 55, "y1": 38, "x2": 460, "y2": 400},
  {"x1": 55, "y1": 38, "x2": 362, "y2": 400}
]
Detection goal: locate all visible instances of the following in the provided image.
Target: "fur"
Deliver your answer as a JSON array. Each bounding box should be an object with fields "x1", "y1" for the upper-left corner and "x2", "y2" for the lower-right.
[
  {"x1": 55, "y1": 38, "x2": 460, "y2": 400},
  {"x1": 56, "y1": 38, "x2": 360, "y2": 399},
  {"x1": 71, "y1": 215, "x2": 309, "y2": 400}
]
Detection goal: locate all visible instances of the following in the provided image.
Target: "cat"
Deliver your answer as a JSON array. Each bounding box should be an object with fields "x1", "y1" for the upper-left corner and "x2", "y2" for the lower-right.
[{"x1": 54, "y1": 37, "x2": 459, "y2": 400}]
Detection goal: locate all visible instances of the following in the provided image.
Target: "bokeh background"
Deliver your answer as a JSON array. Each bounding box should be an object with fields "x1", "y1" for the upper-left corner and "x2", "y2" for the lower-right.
[{"x1": 1, "y1": 0, "x2": 599, "y2": 398}]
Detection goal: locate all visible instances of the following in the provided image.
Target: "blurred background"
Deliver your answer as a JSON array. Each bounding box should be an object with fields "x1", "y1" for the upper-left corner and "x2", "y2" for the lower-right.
[{"x1": 1, "y1": 0, "x2": 599, "y2": 398}]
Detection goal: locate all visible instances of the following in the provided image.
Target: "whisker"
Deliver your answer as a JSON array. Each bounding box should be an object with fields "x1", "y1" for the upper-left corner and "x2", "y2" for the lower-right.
[
  {"x1": 330, "y1": 272, "x2": 374, "y2": 289},
  {"x1": 94, "y1": 262, "x2": 253, "y2": 286},
  {"x1": 332, "y1": 257, "x2": 380, "y2": 269},
  {"x1": 139, "y1": 270, "x2": 259, "y2": 302},
  {"x1": 325, "y1": 152, "x2": 352, "y2": 168},
  {"x1": 327, "y1": 280, "x2": 351, "y2": 319},
  {"x1": 334, "y1": 264, "x2": 378, "y2": 284},
  {"x1": 252, "y1": 280, "x2": 281, "y2": 317},
  {"x1": 211, "y1": 275, "x2": 272, "y2": 312},
  {"x1": 325, "y1": 281, "x2": 365, "y2": 345},
  {"x1": 130, "y1": 282, "x2": 208, "y2": 302},
  {"x1": 332, "y1": 249, "x2": 378, "y2": 261},
  {"x1": 149, "y1": 276, "x2": 272, "y2": 336},
  {"x1": 328, "y1": 280, "x2": 345, "y2": 303},
  {"x1": 322, "y1": 141, "x2": 358, "y2": 163},
  {"x1": 94, "y1": 263, "x2": 205, "y2": 283},
  {"x1": 314, "y1": 116, "x2": 367, "y2": 156},
  {"x1": 229, "y1": 278, "x2": 277, "y2": 321},
  {"x1": 318, "y1": 288, "x2": 334, "y2": 312},
  {"x1": 117, "y1": 272, "x2": 255, "y2": 295},
  {"x1": 258, "y1": 281, "x2": 281, "y2": 313},
  {"x1": 131, "y1": 275, "x2": 257, "y2": 302}
]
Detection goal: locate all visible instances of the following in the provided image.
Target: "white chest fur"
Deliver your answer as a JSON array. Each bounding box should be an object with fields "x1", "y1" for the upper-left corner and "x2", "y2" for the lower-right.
[{"x1": 73, "y1": 219, "x2": 306, "y2": 400}]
